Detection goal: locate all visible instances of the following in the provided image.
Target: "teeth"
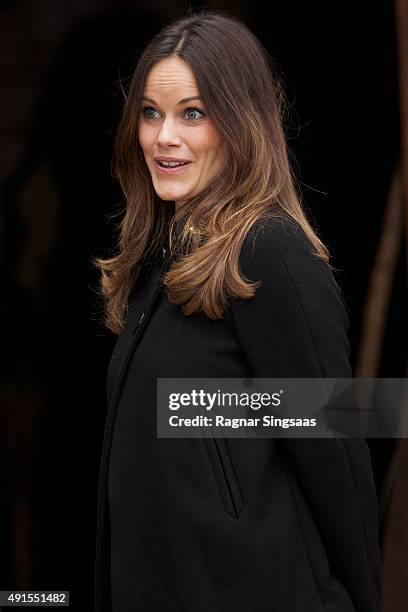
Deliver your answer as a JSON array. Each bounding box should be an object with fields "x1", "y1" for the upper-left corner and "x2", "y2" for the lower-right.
[{"x1": 158, "y1": 161, "x2": 186, "y2": 167}]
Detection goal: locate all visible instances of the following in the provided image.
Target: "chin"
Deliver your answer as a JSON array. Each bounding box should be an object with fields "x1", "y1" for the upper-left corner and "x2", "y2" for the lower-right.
[
  {"x1": 159, "y1": 191, "x2": 190, "y2": 202},
  {"x1": 157, "y1": 193, "x2": 180, "y2": 202}
]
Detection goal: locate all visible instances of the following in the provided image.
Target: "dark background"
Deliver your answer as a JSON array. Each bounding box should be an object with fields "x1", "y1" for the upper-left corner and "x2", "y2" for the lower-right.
[{"x1": 0, "y1": 1, "x2": 405, "y2": 610}]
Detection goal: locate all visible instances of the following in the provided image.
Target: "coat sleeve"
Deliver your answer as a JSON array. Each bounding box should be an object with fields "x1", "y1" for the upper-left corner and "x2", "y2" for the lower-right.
[{"x1": 230, "y1": 215, "x2": 381, "y2": 612}]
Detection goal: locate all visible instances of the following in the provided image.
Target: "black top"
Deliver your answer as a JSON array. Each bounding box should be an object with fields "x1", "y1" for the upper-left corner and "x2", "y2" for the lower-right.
[{"x1": 96, "y1": 214, "x2": 381, "y2": 612}]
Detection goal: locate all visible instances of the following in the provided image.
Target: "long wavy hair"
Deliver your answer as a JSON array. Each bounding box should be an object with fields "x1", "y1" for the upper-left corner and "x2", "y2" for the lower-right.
[{"x1": 94, "y1": 9, "x2": 333, "y2": 335}]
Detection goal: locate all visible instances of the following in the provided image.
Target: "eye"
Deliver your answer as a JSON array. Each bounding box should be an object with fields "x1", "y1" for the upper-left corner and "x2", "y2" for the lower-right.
[
  {"x1": 184, "y1": 107, "x2": 205, "y2": 121},
  {"x1": 140, "y1": 106, "x2": 205, "y2": 122},
  {"x1": 141, "y1": 106, "x2": 160, "y2": 120}
]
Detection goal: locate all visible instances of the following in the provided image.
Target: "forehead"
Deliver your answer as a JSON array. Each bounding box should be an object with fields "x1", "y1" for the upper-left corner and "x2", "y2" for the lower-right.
[{"x1": 144, "y1": 56, "x2": 199, "y2": 97}]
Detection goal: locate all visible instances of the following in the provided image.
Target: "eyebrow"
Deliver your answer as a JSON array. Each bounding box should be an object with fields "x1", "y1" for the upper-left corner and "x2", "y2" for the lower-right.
[{"x1": 142, "y1": 95, "x2": 202, "y2": 105}]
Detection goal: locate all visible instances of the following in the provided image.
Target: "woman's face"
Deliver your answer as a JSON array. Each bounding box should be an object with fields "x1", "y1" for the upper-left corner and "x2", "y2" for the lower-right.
[{"x1": 138, "y1": 55, "x2": 224, "y2": 209}]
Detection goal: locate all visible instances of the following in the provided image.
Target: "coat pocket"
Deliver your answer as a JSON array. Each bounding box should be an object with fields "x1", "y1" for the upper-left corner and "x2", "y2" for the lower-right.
[{"x1": 203, "y1": 437, "x2": 244, "y2": 519}]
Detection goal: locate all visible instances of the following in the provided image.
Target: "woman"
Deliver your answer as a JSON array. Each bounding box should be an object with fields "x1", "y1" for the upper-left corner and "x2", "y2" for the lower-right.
[{"x1": 94, "y1": 9, "x2": 381, "y2": 612}]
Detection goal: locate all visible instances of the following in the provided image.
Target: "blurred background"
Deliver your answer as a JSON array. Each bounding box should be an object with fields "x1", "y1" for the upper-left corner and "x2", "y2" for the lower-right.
[{"x1": 0, "y1": 0, "x2": 406, "y2": 610}]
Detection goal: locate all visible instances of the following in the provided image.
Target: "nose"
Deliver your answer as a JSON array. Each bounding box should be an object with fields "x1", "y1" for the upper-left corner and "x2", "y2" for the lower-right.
[{"x1": 155, "y1": 117, "x2": 182, "y2": 147}]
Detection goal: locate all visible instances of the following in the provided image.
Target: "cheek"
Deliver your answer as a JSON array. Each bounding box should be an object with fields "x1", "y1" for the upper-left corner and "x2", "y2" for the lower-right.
[
  {"x1": 207, "y1": 128, "x2": 223, "y2": 166},
  {"x1": 207, "y1": 137, "x2": 224, "y2": 170},
  {"x1": 138, "y1": 124, "x2": 155, "y2": 155},
  {"x1": 193, "y1": 126, "x2": 222, "y2": 162}
]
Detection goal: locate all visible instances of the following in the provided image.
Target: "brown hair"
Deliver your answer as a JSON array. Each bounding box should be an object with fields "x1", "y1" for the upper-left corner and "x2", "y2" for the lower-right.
[{"x1": 94, "y1": 8, "x2": 333, "y2": 335}]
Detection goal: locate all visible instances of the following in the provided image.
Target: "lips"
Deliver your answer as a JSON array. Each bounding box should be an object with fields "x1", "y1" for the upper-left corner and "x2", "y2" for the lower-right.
[
  {"x1": 154, "y1": 157, "x2": 192, "y2": 163},
  {"x1": 155, "y1": 160, "x2": 192, "y2": 175}
]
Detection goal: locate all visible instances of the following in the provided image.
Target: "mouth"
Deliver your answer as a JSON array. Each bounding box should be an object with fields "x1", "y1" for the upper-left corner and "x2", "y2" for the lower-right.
[{"x1": 155, "y1": 160, "x2": 192, "y2": 175}]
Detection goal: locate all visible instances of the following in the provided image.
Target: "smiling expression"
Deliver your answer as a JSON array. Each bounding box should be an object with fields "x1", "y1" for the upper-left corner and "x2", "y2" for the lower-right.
[{"x1": 138, "y1": 55, "x2": 225, "y2": 210}]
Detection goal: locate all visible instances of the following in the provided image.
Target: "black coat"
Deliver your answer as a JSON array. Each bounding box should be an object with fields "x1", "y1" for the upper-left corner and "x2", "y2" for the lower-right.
[{"x1": 95, "y1": 215, "x2": 381, "y2": 612}]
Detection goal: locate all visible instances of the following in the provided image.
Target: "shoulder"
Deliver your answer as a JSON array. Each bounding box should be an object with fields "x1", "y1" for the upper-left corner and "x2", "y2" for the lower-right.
[
  {"x1": 237, "y1": 213, "x2": 350, "y2": 332},
  {"x1": 240, "y1": 213, "x2": 324, "y2": 273}
]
